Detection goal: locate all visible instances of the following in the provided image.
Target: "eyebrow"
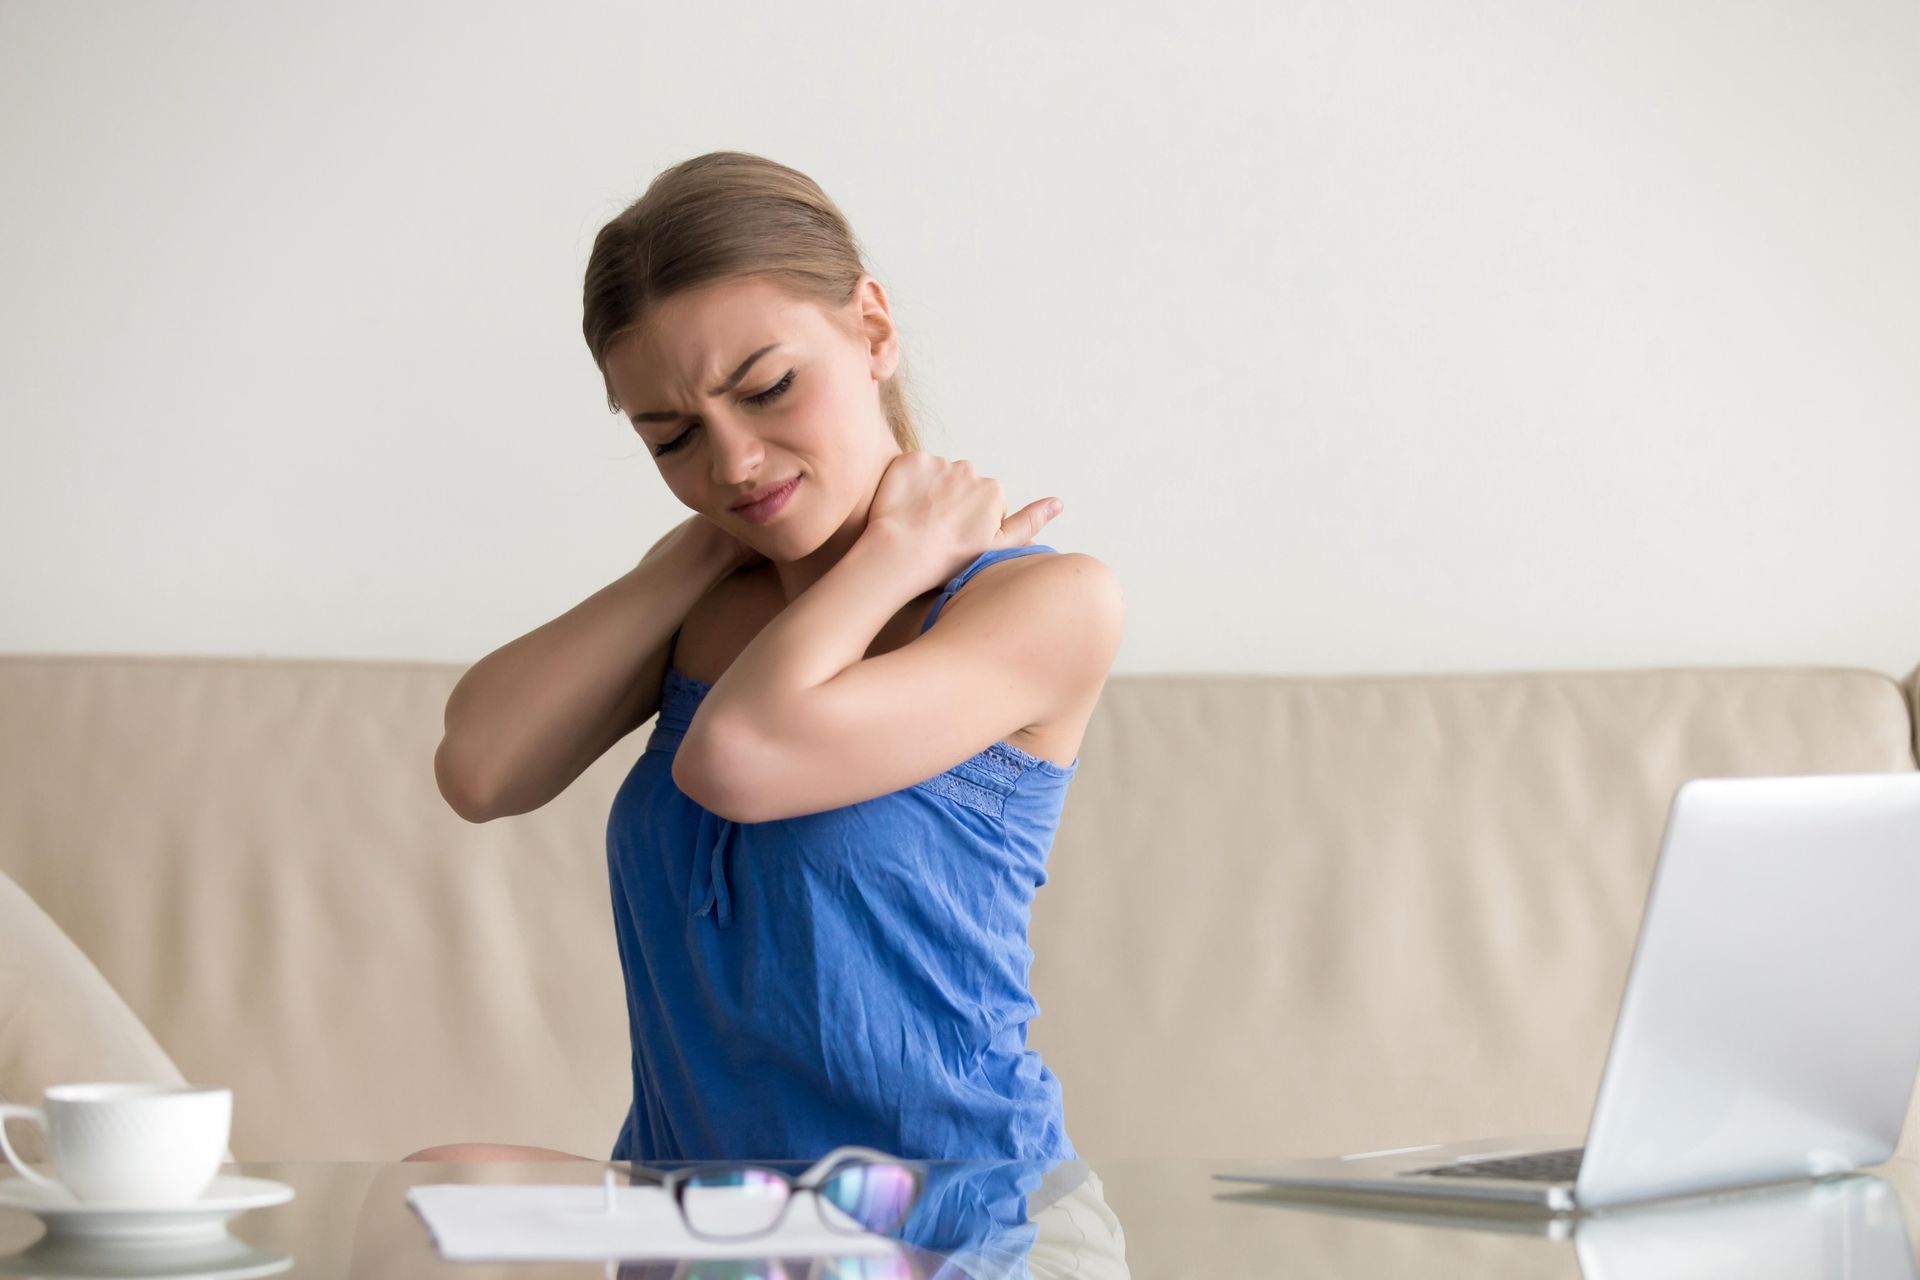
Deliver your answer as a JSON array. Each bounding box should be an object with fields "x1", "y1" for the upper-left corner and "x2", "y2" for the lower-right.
[{"x1": 628, "y1": 344, "x2": 781, "y2": 425}]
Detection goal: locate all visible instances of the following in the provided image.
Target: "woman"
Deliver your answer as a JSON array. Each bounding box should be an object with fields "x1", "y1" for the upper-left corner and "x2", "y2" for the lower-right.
[{"x1": 406, "y1": 151, "x2": 1123, "y2": 1167}]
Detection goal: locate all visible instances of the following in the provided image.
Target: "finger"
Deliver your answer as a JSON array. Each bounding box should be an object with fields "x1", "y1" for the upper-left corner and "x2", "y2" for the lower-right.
[{"x1": 1004, "y1": 498, "x2": 1063, "y2": 544}]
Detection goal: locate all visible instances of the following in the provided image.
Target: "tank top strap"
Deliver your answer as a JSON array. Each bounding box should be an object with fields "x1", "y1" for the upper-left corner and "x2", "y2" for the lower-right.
[{"x1": 920, "y1": 544, "x2": 1058, "y2": 635}]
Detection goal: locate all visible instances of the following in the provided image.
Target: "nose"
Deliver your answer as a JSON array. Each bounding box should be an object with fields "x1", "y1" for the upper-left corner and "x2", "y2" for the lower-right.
[{"x1": 704, "y1": 415, "x2": 766, "y2": 489}]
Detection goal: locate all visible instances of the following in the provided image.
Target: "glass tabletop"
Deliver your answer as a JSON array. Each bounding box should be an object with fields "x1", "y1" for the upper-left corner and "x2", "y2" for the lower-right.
[{"x1": 3, "y1": 1155, "x2": 1918, "y2": 1278}]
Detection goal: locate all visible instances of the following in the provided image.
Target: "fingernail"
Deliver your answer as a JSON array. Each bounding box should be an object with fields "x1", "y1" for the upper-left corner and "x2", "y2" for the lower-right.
[{"x1": 1046, "y1": 500, "x2": 1062, "y2": 518}]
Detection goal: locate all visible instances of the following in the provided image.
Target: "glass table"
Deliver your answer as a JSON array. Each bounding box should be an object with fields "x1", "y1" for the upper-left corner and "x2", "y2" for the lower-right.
[{"x1": 3, "y1": 1155, "x2": 1918, "y2": 1277}]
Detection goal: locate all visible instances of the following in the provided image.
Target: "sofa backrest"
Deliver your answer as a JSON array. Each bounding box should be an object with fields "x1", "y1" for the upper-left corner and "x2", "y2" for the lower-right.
[
  {"x1": 1, "y1": 656, "x2": 1915, "y2": 1162},
  {"x1": 1031, "y1": 666, "x2": 1920, "y2": 1163}
]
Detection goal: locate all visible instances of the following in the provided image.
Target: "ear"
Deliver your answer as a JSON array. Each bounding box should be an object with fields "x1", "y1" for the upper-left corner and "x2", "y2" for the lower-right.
[{"x1": 850, "y1": 274, "x2": 901, "y2": 381}]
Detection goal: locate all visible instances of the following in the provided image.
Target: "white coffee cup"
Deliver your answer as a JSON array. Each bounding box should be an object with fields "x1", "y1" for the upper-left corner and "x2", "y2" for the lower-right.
[{"x1": 0, "y1": 1083, "x2": 231, "y2": 1205}]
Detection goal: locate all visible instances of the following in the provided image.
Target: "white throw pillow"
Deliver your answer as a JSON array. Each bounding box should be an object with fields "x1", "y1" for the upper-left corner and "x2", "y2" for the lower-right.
[{"x1": 0, "y1": 868, "x2": 236, "y2": 1166}]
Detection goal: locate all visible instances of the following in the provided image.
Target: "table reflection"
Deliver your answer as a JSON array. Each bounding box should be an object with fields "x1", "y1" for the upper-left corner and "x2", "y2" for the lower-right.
[
  {"x1": 0, "y1": 1230, "x2": 293, "y2": 1279},
  {"x1": 1573, "y1": 1175, "x2": 1914, "y2": 1280},
  {"x1": 1215, "y1": 1172, "x2": 1915, "y2": 1280}
]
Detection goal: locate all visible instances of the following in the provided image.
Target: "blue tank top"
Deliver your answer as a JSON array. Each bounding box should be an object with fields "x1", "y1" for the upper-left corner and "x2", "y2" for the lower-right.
[{"x1": 606, "y1": 544, "x2": 1081, "y2": 1163}]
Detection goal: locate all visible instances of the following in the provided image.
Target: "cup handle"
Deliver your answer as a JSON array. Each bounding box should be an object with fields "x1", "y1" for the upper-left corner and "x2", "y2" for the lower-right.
[{"x1": 0, "y1": 1105, "x2": 68, "y2": 1192}]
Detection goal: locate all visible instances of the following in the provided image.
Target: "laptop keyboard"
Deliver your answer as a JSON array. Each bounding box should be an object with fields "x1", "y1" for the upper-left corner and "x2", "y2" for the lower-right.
[{"x1": 1399, "y1": 1146, "x2": 1585, "y2": 1182}]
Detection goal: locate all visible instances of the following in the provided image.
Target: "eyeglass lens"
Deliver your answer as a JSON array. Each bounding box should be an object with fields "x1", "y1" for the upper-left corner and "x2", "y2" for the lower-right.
[
  {"x1": 817, "y1": 1163, "x2": 918, "y2": 1234},
  {"x1": 682, "y1": 1168, "x2": 789, "y2": 1237}
]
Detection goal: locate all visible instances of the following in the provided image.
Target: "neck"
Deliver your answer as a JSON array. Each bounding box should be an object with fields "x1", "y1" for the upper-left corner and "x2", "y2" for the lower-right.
[
  {"x1": 764, "y1": 438, "x2": 908, "y2": 605},
  {"x1": 767, "y1": 490, "x2": 887, "y2": 605}
]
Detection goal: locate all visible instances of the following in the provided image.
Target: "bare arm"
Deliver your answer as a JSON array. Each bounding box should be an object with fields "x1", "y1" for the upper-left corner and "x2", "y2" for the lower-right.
[
  {"x1": 677, "y1": 530, "x2": 1122, "y2": 825},
  {"x1": 436, "y1": 518, "x2": 747, "y2": 822}
]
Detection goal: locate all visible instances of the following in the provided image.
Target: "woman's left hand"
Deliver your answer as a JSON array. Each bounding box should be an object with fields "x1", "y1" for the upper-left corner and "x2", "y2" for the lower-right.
[{"x1": 865, "y1": 452, "x2": 1063, "y2": 592}]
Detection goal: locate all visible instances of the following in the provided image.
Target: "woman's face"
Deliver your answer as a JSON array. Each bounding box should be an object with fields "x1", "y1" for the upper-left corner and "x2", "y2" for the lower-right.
[{"x1": 602, "y1": 274, "x2": 902, "y2": 559}]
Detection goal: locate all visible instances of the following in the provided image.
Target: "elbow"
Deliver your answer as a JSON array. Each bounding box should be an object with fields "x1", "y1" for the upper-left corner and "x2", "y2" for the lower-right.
[
  {"x1": 672, "y1": 719, "x2": 762, "y2": 824},
  {"x1": 435, "y1": 736, "x2": 498, "y2": 824}
]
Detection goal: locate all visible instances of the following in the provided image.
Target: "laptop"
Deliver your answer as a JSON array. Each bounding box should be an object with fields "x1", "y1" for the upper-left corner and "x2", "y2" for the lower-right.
[{"x1": 1214, "y1": 771, "x2": 1920, "y2": 1213}]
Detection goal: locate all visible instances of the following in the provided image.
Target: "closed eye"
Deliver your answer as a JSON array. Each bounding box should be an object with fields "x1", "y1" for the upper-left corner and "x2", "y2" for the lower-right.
[
  {"x1": 651, "y1": 370, "x2": 796, "y2": 458},
  {"x1": 743, "y1": 369, "x2": 795, "y2": 411}
]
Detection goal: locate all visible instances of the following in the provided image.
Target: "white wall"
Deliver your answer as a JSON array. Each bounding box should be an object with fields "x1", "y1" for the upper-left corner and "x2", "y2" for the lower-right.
[{"x1": 3, "y1": 0, "x2": 1915, "y2": 678}]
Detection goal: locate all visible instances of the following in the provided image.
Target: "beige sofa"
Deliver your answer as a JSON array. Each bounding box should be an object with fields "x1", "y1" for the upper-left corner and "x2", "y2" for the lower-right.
[{"x1": 4, "y1": 654, "x2": 1918, "y2": 1167}]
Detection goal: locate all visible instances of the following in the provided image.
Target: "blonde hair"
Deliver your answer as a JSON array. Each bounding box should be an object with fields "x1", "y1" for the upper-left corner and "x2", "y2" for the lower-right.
[{"x1": 582, "y1": 151, "x2": 922, "y2": 453}]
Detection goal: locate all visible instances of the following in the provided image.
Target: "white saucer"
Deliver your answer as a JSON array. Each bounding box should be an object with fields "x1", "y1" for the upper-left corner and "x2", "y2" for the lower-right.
[
  {"x1": 0, "y1": 1175, "x2": 294, "y2": 1245},
  {"x1": 0, "y1": 1232, "x2": 292, "y2": 1279}
]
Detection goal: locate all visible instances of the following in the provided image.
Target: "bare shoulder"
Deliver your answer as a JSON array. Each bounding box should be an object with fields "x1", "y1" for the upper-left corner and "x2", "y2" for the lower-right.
[
  {"x1": 937, "y1": 548, "x2": 1126, "y2": 695},
  {"x1": 945, "y1": 549, "x2": 1124, "y2": 629},
  {"x1": 941, "y1": 549, "x2": 1123, "y2": 764}
]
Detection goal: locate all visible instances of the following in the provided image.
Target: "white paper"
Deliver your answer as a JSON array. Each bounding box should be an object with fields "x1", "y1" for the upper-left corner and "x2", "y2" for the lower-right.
[{"x1": 406, "y1": 1181, "x2": 907, "y2": 1263}]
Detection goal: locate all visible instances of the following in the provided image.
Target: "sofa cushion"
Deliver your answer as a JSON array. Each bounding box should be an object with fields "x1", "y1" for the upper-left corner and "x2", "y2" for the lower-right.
[{"x1": 0, "y1": 868, "x2": 236, "y2": 1165}]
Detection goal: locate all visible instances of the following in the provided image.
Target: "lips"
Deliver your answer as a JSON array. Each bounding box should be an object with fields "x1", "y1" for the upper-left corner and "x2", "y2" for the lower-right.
[
  {"x1": 731, "y1": 477, "x2": 799, "y2": 511},
  {"x1": 731, "y1": 475, "x2": 800, "y2": 524}
]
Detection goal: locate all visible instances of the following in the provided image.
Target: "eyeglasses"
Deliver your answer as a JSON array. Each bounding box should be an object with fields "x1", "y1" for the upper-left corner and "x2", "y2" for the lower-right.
[{"x1": 620, "y1": 1144, "x2": 927, "y2": 1244}]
